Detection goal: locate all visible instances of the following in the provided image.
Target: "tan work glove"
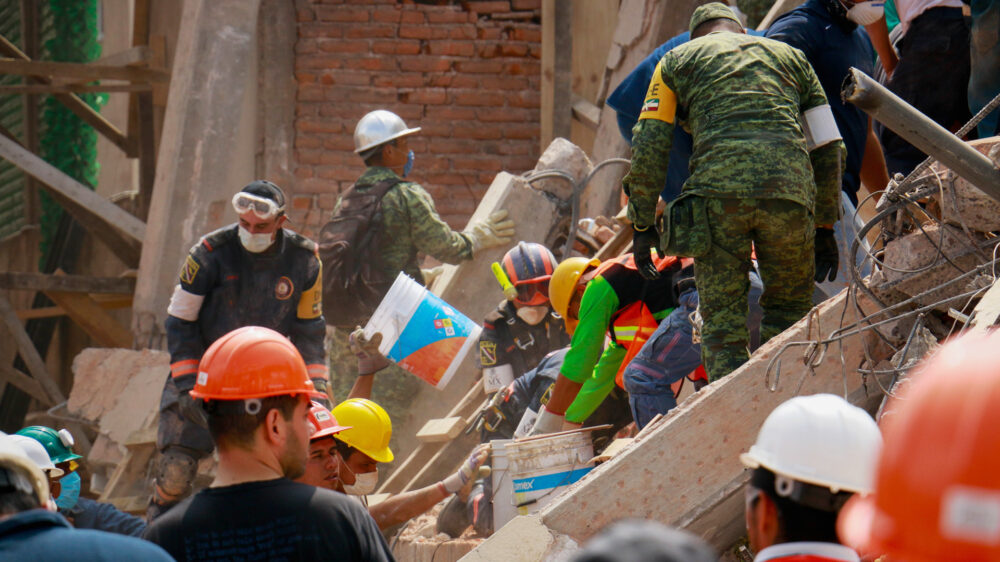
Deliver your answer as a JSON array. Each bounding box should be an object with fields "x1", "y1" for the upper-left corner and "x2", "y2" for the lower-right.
[
  {"x1": 421, "y1": 265, "x2": 445, "y2": 286},
  {"x1": 464, "y1": 210, "x2": 516, "y2": 256},
  {"x1": 349, "y1": 327, "x2": 390, "y2": 375},
  {"x1": 441, "y1": 444, "x2": 490, "y2": 494}
]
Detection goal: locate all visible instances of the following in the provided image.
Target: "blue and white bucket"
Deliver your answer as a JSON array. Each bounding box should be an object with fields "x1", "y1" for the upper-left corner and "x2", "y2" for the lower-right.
[{"x1": 507, "y1": 431, "x2": 595, "y2": 516}]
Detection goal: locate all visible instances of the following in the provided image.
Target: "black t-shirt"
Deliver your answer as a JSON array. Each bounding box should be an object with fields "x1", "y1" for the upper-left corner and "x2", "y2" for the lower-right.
[{"x1": 143, "y1": 478, "x2": 394, "y2": 561}]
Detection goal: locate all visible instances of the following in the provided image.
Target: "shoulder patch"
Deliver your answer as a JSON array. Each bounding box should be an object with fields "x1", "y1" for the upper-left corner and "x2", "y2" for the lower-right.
[
  {"x1": 480, "y1": 341, "x2": 498, "y2": 366},
  {"x1": 180, "y1": 255, "x2": 200, "y2": 285}
]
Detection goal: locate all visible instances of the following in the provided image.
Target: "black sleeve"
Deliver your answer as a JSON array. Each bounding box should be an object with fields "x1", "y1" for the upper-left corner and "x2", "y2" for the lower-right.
[{"x1": 166, "y1": 241, "x2": 218, "y2": 390}]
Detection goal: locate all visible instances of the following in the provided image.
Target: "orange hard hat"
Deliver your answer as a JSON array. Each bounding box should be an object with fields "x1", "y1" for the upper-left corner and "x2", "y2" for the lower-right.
[
  {"x1": 838, "y1": 331, "x2": 1000, "y2": 561},
  {"x1": 191, "y1": 326, "x2": 315, "y2": 401},
  {"x1": 308, "y1": 401, "x2": 351, "y2": 441}
]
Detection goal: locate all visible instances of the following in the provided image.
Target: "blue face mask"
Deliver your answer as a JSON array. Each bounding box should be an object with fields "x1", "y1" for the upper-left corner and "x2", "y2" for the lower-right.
[
  {"x1": 403, "y1": 150, "x2": 415, "y2": 177},
  {"x1": 55, "y1": 471, "x2": 81, "y2": 510}
]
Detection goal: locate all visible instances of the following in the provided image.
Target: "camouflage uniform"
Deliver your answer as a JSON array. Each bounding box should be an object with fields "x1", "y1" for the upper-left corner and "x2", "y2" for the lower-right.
[
  {"x1": 341, "y1": 166, "x2": 473, "y2": 284},
  {"x1": 624, "y1": 32, "x2": 845, "y2": 381}
]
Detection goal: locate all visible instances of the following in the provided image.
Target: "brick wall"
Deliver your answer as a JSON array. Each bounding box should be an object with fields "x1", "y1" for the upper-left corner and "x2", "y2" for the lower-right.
[{"x1": 288, "y1": 0, "x2": 542, "y2": 240}]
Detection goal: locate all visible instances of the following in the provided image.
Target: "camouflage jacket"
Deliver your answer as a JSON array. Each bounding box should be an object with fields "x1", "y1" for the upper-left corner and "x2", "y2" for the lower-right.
[
  {"x1": 339, "y1": 167, "x2": 473, "y2": 284},
  {"x1": 625, "y1": 32, "x2": 844, "y2": 229}
]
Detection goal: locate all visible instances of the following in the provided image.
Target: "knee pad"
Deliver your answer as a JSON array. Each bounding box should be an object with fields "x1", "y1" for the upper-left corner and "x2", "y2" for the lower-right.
[{"x1": 155, "y1": 448, "x2": 199, "y2": 498}]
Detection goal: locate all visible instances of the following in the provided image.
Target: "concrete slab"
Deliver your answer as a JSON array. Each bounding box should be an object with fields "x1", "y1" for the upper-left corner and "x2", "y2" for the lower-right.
[{"x1": 932, "y1": 137, "x2": 1000, "y2": 232}]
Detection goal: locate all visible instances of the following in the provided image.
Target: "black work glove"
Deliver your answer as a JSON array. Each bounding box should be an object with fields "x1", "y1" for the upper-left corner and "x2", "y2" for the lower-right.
[
  {"x1": 814, "y1": 228, "x2": 839, "y2": 282},
  {"x1": 178, "y1": 391, "x2": 208, "y2": 429},
  {"x1": 633, "y1": 226, "x2": 663, "y2": 280}
]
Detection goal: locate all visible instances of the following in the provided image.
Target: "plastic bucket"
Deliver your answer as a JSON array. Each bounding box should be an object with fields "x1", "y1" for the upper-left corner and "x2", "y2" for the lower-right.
[
  {"x1": 490, "y1": 439, "x2": 517, "y2": 530},
  {"x1": 507, "y1": 431, "x2": 595, "y2": 516},
  {"x1": 365, "y1": 273, "x2": 481, "y2": 389}
]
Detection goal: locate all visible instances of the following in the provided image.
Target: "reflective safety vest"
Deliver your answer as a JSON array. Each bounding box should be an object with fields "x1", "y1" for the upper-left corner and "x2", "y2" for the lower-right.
[{"x1": 593, "y1": 253, "x2": 691, "y2": 387}]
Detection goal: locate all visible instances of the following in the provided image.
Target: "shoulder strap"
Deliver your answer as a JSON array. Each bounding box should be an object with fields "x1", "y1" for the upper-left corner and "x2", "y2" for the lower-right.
[{"x1": 368, "y1": 177, "x2": 401, "y2": 200}]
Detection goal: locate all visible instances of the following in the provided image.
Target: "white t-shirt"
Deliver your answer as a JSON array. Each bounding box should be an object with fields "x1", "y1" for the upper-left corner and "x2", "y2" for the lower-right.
[{"x1": 896, "y1": 0, "x2": 964, "y2": 34}]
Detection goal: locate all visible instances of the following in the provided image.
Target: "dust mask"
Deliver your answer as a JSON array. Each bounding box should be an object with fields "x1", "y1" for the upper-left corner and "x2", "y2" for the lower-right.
[
  {"x1": 344, "y1": 469, "x2": 379, "y2": 496},
  {"x1": 238, "y1": 226, "x2": 275, "y2": 253},
  {"x1": 846, "y1": 0, "x2": 884, "y2": 25},
  {"x1": 516, "y1": 306, "x2": 549, "y2": 326}
]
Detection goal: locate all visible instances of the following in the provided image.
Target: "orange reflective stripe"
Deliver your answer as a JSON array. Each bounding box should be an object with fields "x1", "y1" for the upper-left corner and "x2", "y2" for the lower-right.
[
  {"x1": 170, "y1": 359, "x2": 199, "y2": 378},
  {"x1": 307, "y1": 364, "x2": 329, "y2": 380},
  {"x1": 614, "y1": 303, "x2": 659, "y2": 388}
]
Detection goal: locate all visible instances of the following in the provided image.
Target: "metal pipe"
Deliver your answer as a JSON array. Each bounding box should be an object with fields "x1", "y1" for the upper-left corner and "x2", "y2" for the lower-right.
[{"x1": 842, "y1": 67, "x2": 1000, "y2": 204}]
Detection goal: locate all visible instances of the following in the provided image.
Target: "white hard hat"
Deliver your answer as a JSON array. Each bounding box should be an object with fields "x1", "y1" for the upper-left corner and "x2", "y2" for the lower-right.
[
  {"x1": 0, "y1": 434, "x2": 50, "y2": 504},
  {"x1": 353, "y1": 110, "x2": 421, "y2": 154},
  {"x1": 740, "y1": 394, "x2": 882, "y2": 494},
  {"x1": 9, "y1": 434, "x2": 63, "y2": 478}
]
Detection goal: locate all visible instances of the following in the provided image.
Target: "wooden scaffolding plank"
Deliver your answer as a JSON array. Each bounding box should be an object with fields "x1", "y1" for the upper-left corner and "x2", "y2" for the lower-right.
[
  {"x1": 43, "y1": 290, "x2": 132, "y2": 348},
  {"x1": 0, "y1": 58, "x2": 170, "y2": 82},
  {"x1": 0, "y1": 272, "x2": 136, "y2": 294}
]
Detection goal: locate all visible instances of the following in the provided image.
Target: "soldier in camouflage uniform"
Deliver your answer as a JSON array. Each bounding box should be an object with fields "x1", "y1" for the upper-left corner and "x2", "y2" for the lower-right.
[
  {"x1": 346, "y1": 110, "x2": 516, "y2": 286},
  {"x1": 624, "y1": 3, "x2": 845, "y2": 382}
]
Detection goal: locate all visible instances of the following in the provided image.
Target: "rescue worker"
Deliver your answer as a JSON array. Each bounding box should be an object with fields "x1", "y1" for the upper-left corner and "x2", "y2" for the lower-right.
[
  {"x1": 143, "y1": 327, "x2": 393, "y2": 561},
  {"x1": 348, "y1": 109, "x2": 515, "y2": 288},
  {"x1": 570, "y1": 519, "x2": 717, "y2": 562},
  {"x1": 625, "y1": 3, "x2": 845, "y2": 382},
  {"x1": 741, "y1": 394, "x2": 882, "y2": 561},
  {"x1": 150, "y1": 179, "x2": 329, "y2": 520},
  {"x1": 528, "y1": 253, "x2": 691, "y2": 435},
  {"x1": 16, "y1": 426, "x2": 146, "y2": 536},
  {"x1": 0, "y1": 436, "x2": 173, "y2": 561},
  {"x1": 838, "y1": 331, "x2": 1000, "y2": 560},
  {"x1": 297, "y1": 400, "x2": 488, "y2": 531},
  {"x1": 479, "y1": 242, "x2": 568, "y2": 393}
]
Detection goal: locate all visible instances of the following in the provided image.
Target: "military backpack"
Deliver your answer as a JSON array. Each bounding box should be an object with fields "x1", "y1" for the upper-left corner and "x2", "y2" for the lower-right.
[{"x1": 318, "y1": 178, "x2": 400, "y2": 329}]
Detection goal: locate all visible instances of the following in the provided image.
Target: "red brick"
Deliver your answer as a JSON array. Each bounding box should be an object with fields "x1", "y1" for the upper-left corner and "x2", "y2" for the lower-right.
[
  {"x1": 427, "y1": 40, "x2": 475, "y2": 57},
  {"x1": 453, "y1": 123, "x2": 503, "y2": 140},
  {"x1": 511, "y1": 0, "x2": 540, "y2": 9},
  {"x1": 499, "y1": 43, "x2": 529, "y2": 57},
  {"x1": 372, "y1": 40, "x2": 421, "y2": 55},
  {"x1": 298, "y1": 84, "x2": 326, "y2": 101},
  {"x1": 477, "y1": 43, "x2": 501, "y2": 59},
  {"x1": 498, "y1": 142, "x2": 534, "y2": 155},
  {"x1": 418, "y1": 121, "x2": 454, "y2": 137},
  {"x1": 332, "y1": 71, "x2": 371, "y2": 85},
  {"x1": 505, "y1": 155, "x2": 538, "y2": 171},
  {"x1": 427, "y1": 74, "x2": 478, "y2": 88},
  {"x1": 295, "y1": 71, "x2": 317, "y2": 84},
  {"x1": 294, "y1": 166, "x2": 315, "y2": 179},
  {"x1": 318, "y1": 151, "x2": 358, "y2": 166},
  {"x1": 295, "y1": 134, "x2": 323, "y2": 149},
  {"x1": 373, "y1": 73, "x2": 427, "y2": 88},
  {"x1": 287, "y1": 208, "x2": 309, "y2": 225},
  {"x1": 400, "y1": 9, "x2": 425, "y2": 24},
  {"x1": 424, "y1": 107, "x2": 478, "y2": 122},
  {"x1": 296, "y1": 54, "x2": 346, "y2": 70},
  {"x1": 425, "y1": 10, "x2": 473, "y2": 24},
  {"x1": 528, "y1": 45, "x2": 542, "y2": 59},
  {"x1": 477, "y1": 27, "x2": 503, "y2": 40},
  {"x1": 372, "y1": 7, "x2": 401, "y2": 23},
  {"x1": 507, "y1": 90, "x2": 540, "y2": 108},
  {"x1": 424, "y1": 173, "x2": 469, "y2": 187},
  {"x1": 400, "y1": 89, "x2": 448, "y2": 105},
  {"x1": 453, "y1": 156, "x2": 503, "y2": 171},
  {"x1": 297, "y1": 115, "x2": 344, "y2": 133},
  {"x1": 297, "y1": 39, "x2": 320, "y2": 55},
  {"x1": 504, "y1": 61, "x2": 540, "y2": 76},
  {"x1": 296, "y1": 8, "x2": 315, "y2": 22},
  {"x1": 315, "y1": 165, "x2": 363, "y2": 181},
  {"x1": 509, "y1": 27, "x2": 540, "y2": 42},
  {"x1": 493, "y1": 77, "x2": 531, "y2": 91},
  {"x1": 291, "y1": 194, "x2": 314, "y2": 210},
  {"x1": 454, "y1": 60, "x2": 503, "y2": 74},
  {"x1": 447, "y1": 26, "x2": 477, "y2": 40},
  {"x1": 318, "y1": 193, "x2": 338, "y2": 210},
  {"x1": 316, "y1": 39, "x2": 369, "y2": 54},
  {"x1": 396, "y1": 56, "x2": 452, "y2": 73},
  {"x1": 503, "y1": 122, "x2": 537, "y2": 139},
  {"x1": 322, "y1": 136, "x2": 358, "y2": 151},
  {"x1": 314, "y1": 6, "x2": 370, "y2": 23},
  {"x1": 299, "y1": 23, "x2": 344, "y2": 38},
  {"x1": 299, "y1": 178, "x2": 337, "y2": 193},
  {"x1": 344, "y1": 25, "x2": 395, "y2": 39},
  {"x1": 476, "y1": 107, "x2": 533, "y2": 122},
  {"x1": 399, "y1": 25, "x2": 450, "y2": 39},
  {"x1": 452, "y1": 90, "x2": 505, "y2": 107},
  {"x1": 465, "y1": 1, "x2": 511, "y2": 14},
  {"x1": 342, "y1": 56, "x2": 396, "y2": 71}
]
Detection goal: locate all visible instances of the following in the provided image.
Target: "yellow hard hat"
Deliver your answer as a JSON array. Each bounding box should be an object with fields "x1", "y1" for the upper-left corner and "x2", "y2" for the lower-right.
[
  {"x1": 549, "y1": 257, "x2": 599, "y2": 335},
  {"x1": 331, "y1": 398, "x2": 394, "y2": 463}
]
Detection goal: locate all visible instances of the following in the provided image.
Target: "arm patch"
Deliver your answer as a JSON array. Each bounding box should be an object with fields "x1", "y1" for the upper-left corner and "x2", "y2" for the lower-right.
[
  {"x1": 180, "y1": 255, "x2": 200, "y2": 285},
  {"x1": 638, "y1": 61, "x2": 677, "y2": 124}
]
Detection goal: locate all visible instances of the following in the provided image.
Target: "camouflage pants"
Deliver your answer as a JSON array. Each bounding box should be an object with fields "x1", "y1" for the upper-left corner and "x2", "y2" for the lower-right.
[{"x1": 693, "y1": 198, "x2": 814, "y2": 381}]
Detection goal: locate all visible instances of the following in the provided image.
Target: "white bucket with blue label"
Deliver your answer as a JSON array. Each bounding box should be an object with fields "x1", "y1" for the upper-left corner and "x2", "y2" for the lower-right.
[
  {"x1": 490, "y1": 439, "x2": 518, "y2": 530},
  {"x1": 365, "y1": 272, "x2": 481, "y2": 389},
  {"x1": 507, "y1": 430, "x2": 595, "y2": 516}
]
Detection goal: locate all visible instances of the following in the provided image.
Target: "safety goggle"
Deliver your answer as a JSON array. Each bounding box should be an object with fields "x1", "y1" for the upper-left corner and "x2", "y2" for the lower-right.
[
  {"x1": 512, "y1": 277, "x2": 550, "y2": 307},
  {"x1": 232, "y1": 192, "x2": 284, "y2": 220}
]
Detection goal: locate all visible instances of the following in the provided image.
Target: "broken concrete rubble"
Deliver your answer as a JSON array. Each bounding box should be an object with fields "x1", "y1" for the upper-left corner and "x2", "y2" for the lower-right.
[{"x1": 529, "y1": 137, "x2": 594, "y2": 201}]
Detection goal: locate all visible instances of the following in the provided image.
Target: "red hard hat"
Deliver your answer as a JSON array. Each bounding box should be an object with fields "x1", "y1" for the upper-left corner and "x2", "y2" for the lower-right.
[
  {"x1": 838, "y1": 331, "x2": 1000, "y2": 561},
  {"x1": 191, "y1": 326, "x2": 315, "y2": 401},
  {"x1": 308, "y1": 401, "x2": 351, "y2": 440}
]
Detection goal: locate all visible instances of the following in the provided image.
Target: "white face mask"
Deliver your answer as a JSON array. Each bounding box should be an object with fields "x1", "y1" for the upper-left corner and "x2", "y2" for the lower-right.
[
  {"x1": 343, "y1": 469, "x2": 379, "y2": 496},
  {"x1": 238, "y1": 226, "x2": 275, "y2": 253},
  {"x1": 846, "y1": 0, "x2": 884, "y2": 25},
  {"x1": 516, "y1": 305, "x2": 549, "y2": 326}
]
